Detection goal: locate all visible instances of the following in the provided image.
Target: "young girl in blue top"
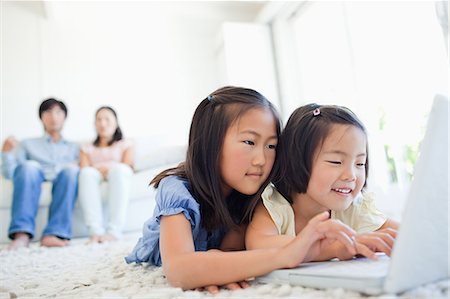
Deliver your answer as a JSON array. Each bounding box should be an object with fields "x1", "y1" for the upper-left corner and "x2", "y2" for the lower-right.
[{"x1": 126, "y1": 87, "x2": 358, "y2": 292}]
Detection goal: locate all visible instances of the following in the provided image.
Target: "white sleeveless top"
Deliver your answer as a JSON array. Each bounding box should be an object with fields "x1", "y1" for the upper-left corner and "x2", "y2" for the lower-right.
[{"x1": 261, "y1": 184, "x2": 387, "y2": 236}]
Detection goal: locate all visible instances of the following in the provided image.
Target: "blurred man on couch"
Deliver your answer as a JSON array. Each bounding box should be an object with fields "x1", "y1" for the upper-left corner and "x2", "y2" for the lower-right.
[{"x1": 1, "y1": 98, "x2": 79, "y2": 250}]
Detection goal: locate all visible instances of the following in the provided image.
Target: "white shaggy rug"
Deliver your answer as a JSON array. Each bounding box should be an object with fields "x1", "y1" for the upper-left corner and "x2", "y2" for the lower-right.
[{"x1": 1, "y1": 234, "x2": 449, "y2": 299}]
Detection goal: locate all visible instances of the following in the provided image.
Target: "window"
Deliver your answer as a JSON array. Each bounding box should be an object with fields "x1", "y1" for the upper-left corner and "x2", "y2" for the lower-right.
[{"x1": 271, "y1": 1, "x2": 448, "y2": 215}]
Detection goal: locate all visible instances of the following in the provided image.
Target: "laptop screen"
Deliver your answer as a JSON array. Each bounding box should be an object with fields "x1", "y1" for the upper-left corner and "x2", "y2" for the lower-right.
[{"x1": 384, "y1": 94, "x2": 449, "y2": 293}]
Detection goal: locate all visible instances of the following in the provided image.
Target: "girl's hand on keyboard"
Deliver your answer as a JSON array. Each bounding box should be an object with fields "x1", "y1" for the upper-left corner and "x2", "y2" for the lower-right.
[
  {"x1": 300, "y1": 212, "x2": 358, "y2": 262},
  {"x1": 337, "y1": 228, "x2": 397, "y2": 260}
]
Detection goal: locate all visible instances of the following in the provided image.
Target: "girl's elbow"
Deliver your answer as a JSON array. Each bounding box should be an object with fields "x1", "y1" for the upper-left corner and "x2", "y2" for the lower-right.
[
  {"x1": 163, "y1": 263, "x2": 192, "y2": 290},
  {"x1": 165, "y1": 275, "x2": 186, "y2": 290}
]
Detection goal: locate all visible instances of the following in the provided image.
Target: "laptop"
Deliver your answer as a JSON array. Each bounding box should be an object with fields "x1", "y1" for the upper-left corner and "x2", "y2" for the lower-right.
[{"x1": 257, "y1": 94, "x2": 449, "y2": 295}]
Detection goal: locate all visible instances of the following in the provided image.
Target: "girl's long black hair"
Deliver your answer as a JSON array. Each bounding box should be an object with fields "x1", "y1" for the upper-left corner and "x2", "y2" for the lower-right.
[{"x1": 150, "y1": 86, "x2": 281, "y2": 231}]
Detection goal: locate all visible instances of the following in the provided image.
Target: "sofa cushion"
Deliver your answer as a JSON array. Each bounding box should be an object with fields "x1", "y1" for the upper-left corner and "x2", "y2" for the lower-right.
[
  {"x1": 0, "y1": 163, "x2": 180, "y2": 208},
  {"x1": 134, "y1": 142, "x2": 186, "y2": 172}
]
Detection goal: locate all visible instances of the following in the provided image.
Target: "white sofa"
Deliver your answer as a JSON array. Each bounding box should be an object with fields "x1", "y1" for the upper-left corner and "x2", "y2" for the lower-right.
[{"x1": 0, "y1": 139, "x2": 186, "y2": 243}]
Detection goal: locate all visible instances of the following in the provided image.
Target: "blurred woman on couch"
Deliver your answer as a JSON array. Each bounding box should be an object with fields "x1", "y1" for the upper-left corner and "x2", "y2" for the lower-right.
[{"x1": 78, "y1": 106, "x2": 134, "y2": 243}]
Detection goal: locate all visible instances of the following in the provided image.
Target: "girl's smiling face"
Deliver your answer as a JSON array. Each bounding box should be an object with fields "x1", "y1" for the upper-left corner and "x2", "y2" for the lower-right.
[
  {"x1": 220, "y1": 107, "x2": 278, "y2": 196},
  {"x1": 306, "y1": 124, "x2": 367, "y2": 211}
]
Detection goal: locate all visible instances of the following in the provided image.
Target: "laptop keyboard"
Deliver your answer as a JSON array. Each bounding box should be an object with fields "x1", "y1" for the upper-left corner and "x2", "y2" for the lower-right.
[{"x1": 294, "y1": 254, "x2": 390, "y2": 278}]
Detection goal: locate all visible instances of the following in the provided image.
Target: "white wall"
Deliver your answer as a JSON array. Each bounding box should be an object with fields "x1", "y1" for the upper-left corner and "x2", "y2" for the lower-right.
[
  {"x1": 218, "y1": 22, "x2": 280, "y2": 109},
  {"x1": 1, "y1": 2, "x2": 44, "y2": 140},
  {"x1": 1, "y1": 1, "x2": 263, "y2": 146}
]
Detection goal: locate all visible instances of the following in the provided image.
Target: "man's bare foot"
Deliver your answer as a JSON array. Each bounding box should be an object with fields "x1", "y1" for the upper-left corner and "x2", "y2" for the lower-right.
[
  {"x1": 100, "y1": 234, "x2": 117, "y2": 243},
  {"x1": 40, "y1": 235, "x2": 70, "y2": 247},
  {"x1": 6, "y1": 233, "x2": 30, "y2": 251},
  {"x1": 85, "y1": 235, "x2": 102, "y2": 244}
]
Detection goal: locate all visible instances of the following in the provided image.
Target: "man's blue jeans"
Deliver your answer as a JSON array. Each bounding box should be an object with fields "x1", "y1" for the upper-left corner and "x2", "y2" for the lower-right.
[{"x1": 8, "y1": 161, "x2": 79, "y2": 240}]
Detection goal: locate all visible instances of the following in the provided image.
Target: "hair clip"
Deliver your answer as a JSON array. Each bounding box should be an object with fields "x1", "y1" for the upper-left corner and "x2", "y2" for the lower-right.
[
  {"x1": 313, "y1": 108, "x2": 321, "y2": 116},
  {"x1": 207, "y1": 95, "x2": 213, "y2": 102}
]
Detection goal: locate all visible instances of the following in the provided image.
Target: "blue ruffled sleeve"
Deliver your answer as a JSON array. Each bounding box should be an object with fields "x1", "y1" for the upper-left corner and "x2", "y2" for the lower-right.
[{"x1": 125, "y1": 176, "x2": 202, "y2": 266}]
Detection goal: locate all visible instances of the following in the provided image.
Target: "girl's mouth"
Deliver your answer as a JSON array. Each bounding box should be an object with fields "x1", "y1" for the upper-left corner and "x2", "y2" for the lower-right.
[{"x1": 332, "y1": 188, "x2": 352, "y2": 194}]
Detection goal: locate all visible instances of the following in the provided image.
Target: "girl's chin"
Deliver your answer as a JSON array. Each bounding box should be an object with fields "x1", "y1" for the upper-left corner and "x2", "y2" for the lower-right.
[{"x1": 327, "y1": 197, "x2": 354, "y2": 211}]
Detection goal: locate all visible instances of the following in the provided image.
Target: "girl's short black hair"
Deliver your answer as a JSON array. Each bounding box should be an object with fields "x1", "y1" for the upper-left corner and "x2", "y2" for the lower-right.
[
  {"x1": 93, "y1": 106, "x2": 123, "y2": 146},
  {"x1": 39, "y1": 98, "x2": 67, "y2": 119},
  {"x1": 273, "y1": 103, "x2": 369, "y2": 204},
  {"x1": 151, "y1": 86, "x2": 281, "y2": 231}
]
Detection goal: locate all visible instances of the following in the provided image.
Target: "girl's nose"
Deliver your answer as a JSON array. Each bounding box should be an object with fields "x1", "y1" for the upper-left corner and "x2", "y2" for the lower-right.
[
  {"x1": 252, "y1": 146, "x2": 266, "y2": 166},
  {"x1": 341, "y1": 166, "x2": 356, "y2": 181}
]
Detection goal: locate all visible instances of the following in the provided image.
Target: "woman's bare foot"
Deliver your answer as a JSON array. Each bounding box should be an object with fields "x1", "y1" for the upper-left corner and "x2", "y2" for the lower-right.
[
  {"x1": 40, "y1": 235, "x2": 70, "y2": 247},
  {"x1": 86, "y1": 235, "x2": 102, "y2": 244},
  {"x1": 6, "y1": 232, "x2": 30, "y2": 251},
  {"x1": 100, "y1": 234, "x2": 117, "y2": 243}
]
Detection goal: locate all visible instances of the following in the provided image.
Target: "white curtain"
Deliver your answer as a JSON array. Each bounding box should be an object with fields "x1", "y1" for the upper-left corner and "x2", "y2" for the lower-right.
[{"x1": 435, "y1": 1, "x2": 449, "y2": 54}]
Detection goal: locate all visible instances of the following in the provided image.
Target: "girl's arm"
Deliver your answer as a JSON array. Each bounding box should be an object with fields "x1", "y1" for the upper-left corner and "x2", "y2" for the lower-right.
[
  {"x1": 245, "y1": 202, "x2": 295, "y2": 250},
  {"x1": 160, "y1": 211, "x2": 357, "y2": 290},
  {"x1": 79, "y1": 150, "x2": 91, "y2": 168},
  {"x1": 246, "y1": 202, "x2": 392, "y2": 263}
]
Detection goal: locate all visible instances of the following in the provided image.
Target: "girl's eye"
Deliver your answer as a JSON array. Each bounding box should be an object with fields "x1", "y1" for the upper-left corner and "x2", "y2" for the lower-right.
[
  {"x1": 356, "y1": 163, "x2": 366, "y2": 167},
  {"x1": 267, "y1": 144, "x2": 277, "y2": 150},
  {"x1": 243, "y1": 140, "x2": 255, "y2": 146},
  {"x1": 327, "y1": 160, "x2": 341, "y2": 165}
]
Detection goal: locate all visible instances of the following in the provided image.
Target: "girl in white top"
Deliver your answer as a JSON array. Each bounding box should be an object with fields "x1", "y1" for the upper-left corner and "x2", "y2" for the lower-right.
[
  {"x1": 246, "y1": 104, "x2": 399, "y2": 261},
  {"x1": 79, "y1": 106, "x2": 134, "y2": 243}
]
